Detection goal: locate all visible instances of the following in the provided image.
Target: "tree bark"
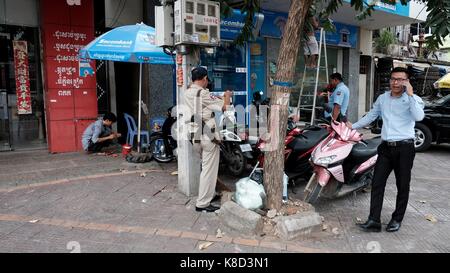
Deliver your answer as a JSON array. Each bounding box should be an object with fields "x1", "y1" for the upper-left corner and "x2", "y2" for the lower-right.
[{"x1": 263, "y1": 0, "x2": 313, "y2": 210}]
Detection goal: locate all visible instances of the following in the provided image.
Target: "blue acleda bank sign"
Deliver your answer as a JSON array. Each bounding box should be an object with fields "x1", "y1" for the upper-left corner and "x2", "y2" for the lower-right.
[
  {"x1": 221, "y1": 9, "x2": 359, "y2": 48},
  {"x1": 260, "y1": 9, "x2": 359, "y2": 48},
  {"x1": 344, "y1": 0, "x2": 410, "y2": 17},
  {"x1": 221, "y1": 10, "x2": 248, "y2": 40}
]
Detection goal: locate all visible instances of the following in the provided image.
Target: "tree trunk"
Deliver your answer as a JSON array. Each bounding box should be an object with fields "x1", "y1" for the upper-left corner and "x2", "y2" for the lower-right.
[{"x1": 263, "y1": 0, "x2": 313, "y2": 210}]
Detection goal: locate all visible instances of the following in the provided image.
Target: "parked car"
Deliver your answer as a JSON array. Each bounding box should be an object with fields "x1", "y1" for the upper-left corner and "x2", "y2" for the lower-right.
[{"x1": 371, "y1": 94, "x2": 450, "y2": 152}]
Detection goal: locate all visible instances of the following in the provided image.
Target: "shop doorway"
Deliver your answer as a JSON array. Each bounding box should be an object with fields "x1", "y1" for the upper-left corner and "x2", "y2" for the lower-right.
[{"x1": 0, "y1": 25, "x2": 46, "y2": 152}]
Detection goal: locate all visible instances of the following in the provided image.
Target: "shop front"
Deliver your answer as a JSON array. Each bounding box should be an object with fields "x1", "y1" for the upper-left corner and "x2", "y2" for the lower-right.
[
  {"x1": 198, "y1": 9, "x2": 265, "y2": 128},
  {"x1": 0, "y1": 24, "x2": 45, "y2": 152},
  {"x1": 0, "y1": 0, "x2": 98, "y2": 153},
  {"x1": 260, "y1": 9, "x2": 359, "y2": 116},
  {"x1": 197, "y1": 8, "x2": 359, "y2": 127}
]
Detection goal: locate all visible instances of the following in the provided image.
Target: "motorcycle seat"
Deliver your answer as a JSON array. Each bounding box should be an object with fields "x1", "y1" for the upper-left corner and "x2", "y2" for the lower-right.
[
  {"x1": 289, "y1": 127, "x2": 329, "y2": 153},
  {"x1": 350, "y1": 137, "x2": 382, "y2": 162}
]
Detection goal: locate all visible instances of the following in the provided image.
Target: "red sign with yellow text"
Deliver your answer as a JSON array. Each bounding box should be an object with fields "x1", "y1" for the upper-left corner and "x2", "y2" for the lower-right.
[{"x1": 13, "y1": 41, "x2": 32, "y2": 115}]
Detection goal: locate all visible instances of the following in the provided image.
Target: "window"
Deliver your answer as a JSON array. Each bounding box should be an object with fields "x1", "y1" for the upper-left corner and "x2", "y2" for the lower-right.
[
  {"x1": 410, "y1": 23, "x2": 431, "y2": 36},
  {"x1": 195, "y1": 24, "x2": 208, "y2": 34},
  {"x1": 208, "y1": 5, "x2": 216, "y2": 17},
  {"x1": 197, "y1": 3, "x2": 205, "y2": 15},
  {"x1": 185, "y1": 22, "x2": 193, "y2": 35},
  {"x1": 209, "y1": 25, "x2": 218, "y2": 39},
  {"x1": 186, "y1": 1, "x2": 194, "y2": 14}
]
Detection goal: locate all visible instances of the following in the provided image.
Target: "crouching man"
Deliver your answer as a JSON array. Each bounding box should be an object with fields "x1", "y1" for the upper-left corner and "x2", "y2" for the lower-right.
[{"x1": 82, "y1": 112, "x2": 122, "y2": 154}]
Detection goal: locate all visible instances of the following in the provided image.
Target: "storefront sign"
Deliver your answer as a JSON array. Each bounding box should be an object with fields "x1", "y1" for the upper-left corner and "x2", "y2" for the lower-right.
[
  {"x1": 43, "y1": 25, "x2": 94, "y2": 89},
  {"x1": 323, "y1": 22, "x2": 358, "y2": 48},
  {"x1": 221, "y1": 10, "x2": 264, "y2": 40},
  {"x1": 260, "y1": 10, "x2": 288, "y2": 39},
  {"x1": 13, "y1": 41, "x2": 32, "y2": 115},
  {"x1": 344, "y1": 0, "x2": 410, "y2": 17},
  {"x1": 79, "y1": 58, "x2": 95, "y2": 77},
  {"x1": 260, "y1": 10, "x2": 358, "y2": 48}
]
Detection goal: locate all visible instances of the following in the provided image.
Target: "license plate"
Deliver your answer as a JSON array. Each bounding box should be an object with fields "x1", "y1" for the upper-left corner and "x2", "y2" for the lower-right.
[{"x1": 240, "y1": 144, "x2": 252, "y2": 152}]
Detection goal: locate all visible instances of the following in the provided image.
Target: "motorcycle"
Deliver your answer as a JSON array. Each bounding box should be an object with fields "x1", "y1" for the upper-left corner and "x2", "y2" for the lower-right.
[
  {"x1": 303, "y1": 121, "x2": 382, "y2": 204},
  {"x1": 218, "y1": 106, "x2": 253, "y2": 177},
  {"x1": 149, "y1": 105, "x2": 252, "y2": 177},
  {"x1": 149, "y1": 106, "x2": 177, "y2": 163},
  {"x1": 255, "y1": 118, "x2": 330, "y2": 186}
]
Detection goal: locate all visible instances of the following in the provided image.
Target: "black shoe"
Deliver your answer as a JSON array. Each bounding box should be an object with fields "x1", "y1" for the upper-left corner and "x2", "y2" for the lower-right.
[
  {"x1": 196, "y1": 205, "x2": 220, "y2": 213},
  {"x1": 357, "y1": 219, "x2": 382, "y2": 232},
  {"x1": 211, "y1": 194, "x2": 221, "y2": 203},
  {"x1": 386, "y1": 220, "x2": 401, "y2": 232}
]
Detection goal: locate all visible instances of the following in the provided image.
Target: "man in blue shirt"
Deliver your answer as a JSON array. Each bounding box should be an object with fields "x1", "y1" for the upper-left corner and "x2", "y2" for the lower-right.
[
  {"x1": 348, "y1": 67, "x2": 425, "y2": 233},
  {"x1": 82, "y1": 112, "x2": 122, "y2": 153},
  {"x1": 325, "y1": 73, "x2": 350, "y2": 122}
]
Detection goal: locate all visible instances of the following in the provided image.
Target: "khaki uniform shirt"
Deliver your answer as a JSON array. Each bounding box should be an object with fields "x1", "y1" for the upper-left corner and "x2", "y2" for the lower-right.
[{"x1": 184, "y1": 83, "x2": 224, "y2": 141}]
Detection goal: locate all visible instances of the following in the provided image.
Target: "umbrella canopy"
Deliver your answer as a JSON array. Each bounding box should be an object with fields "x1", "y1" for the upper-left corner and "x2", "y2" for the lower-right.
[
  {"x1": 79, "y1": 23, "x2": 173, "y2": 64},
  {"x1": 434, "y1": 73, "x2": 450, "y2": 89},
  {"x1": 80, "y1": 23, "x2": 173, "y2": 152}
]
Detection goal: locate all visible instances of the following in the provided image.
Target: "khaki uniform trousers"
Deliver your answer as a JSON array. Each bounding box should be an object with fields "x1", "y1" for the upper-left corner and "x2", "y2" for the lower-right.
[{"x1": 194, "y1": 139, "x2": 220, "y2": 208}]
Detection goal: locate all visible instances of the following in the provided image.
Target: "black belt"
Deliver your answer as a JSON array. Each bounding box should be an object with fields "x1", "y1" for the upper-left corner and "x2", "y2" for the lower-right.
[{"x1": 383, "y1": 139, "x2": 414, "y2": 147}]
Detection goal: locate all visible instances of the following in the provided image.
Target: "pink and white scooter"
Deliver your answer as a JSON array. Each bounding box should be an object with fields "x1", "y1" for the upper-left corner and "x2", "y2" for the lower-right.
[{"x1": 303, "y1": 121, "x2": 382, "y2": 204}]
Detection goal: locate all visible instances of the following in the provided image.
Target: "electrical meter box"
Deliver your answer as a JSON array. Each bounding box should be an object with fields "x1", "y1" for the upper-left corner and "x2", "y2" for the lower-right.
[
  {"x1": 155, "y1": 5, "x2": 174, "y2": 47},
  {"x1": 174, "y1": 0, "x2": 221, "y2": 46}
]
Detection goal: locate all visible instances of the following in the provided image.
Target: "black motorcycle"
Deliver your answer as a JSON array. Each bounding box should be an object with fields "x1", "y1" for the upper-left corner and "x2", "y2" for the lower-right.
[
  {"x1": 149, "y1": 106, "x2": 252, "y2": 177},
  {"x1": 149, "y1": 106, "x2": 177, "y2": 163}
]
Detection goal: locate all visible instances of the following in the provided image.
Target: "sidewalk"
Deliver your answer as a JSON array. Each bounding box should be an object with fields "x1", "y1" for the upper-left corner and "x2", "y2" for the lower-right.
[{"x1": 0, "y1": 144, "x2": 449, "y2": 253}]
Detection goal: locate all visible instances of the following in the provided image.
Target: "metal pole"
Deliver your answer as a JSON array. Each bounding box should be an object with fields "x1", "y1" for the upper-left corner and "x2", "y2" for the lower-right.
[
  {"x1": 324, "y1": 29, "x2": 329, "y2": 85},
  {"x1": 323, "y1": 29, "x2": 330, "y2": 103},
  {"x1": 138, "y1": 63, "x2": 143, "y2": 153},
  {"x1": 311, "y1": 28, "x2": 324, "y2": 125},
  {"x1": 297, "y1": 64, "x2": 308, "y2": 117}
]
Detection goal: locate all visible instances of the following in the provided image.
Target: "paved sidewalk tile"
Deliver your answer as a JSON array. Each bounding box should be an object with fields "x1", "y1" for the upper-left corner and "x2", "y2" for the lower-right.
[{"x1": 1, "y1": 147, "x2": 449, "y2": 253}]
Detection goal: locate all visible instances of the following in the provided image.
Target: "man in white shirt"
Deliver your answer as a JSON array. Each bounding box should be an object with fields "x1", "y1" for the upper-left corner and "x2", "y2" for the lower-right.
[{"x1": 348, "y1": 67, "x2": 425, "y2": 232}]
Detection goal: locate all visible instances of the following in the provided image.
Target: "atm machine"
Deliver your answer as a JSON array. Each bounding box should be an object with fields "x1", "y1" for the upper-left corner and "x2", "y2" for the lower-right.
[{"x1": 200, "y1": 42, "x2": 248, "y2": 127}]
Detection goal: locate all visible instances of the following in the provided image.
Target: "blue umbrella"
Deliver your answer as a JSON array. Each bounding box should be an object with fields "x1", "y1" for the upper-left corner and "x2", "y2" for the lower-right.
[
  {"x1": 80, "y1": 23, "x2": 173, "y2": 64},
  {"x1": 80, "y1": 23, "x2": 173, "y2": 152}
]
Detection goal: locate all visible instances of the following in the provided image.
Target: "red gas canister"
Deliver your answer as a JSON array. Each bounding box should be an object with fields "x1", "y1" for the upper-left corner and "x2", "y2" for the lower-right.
[{"x1": 122, "y1": 144, "x2": 132, "y2": 157}]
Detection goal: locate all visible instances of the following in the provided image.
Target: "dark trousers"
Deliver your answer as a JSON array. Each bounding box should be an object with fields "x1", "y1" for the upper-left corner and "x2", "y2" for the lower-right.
[
  {"x1": 88, "y1": 140, "x2": 112, "y2": 153},
  {"x1": 369, "y1": 142, "x2": 416, "y2": 223},
  {"x1": 88, "y1": 140, "x2": 121, "y2": 153}
]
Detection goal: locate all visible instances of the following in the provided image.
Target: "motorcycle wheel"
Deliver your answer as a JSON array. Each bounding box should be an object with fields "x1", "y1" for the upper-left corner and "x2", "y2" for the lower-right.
[
  {"x1": 149, "y1": 136, "x2": 174, "y2": 163},
  {"x1": 227, "y1": 146, "x2": 247, "y2": 177},
  {"x1": 303, "y1": 174, "x2": 323, "y2": 204}
]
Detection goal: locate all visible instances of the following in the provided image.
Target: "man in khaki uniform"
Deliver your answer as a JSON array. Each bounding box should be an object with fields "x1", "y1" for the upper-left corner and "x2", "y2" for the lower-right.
[{"x1": 184, "y1": 67, "x2": 232, "y2": 213}]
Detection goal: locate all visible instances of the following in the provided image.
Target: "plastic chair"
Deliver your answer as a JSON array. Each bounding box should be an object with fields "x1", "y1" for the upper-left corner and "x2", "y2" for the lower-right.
[{"x1": 124, "y1": 113, "x2": 150, "y2": 148}]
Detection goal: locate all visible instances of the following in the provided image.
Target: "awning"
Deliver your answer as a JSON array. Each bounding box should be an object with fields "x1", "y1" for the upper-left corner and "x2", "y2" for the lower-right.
[
  {"x1": 434, "y1": 73, "x2": 450, "y2": 89},
  {"x1": 392, "y1": 60, "x2": 430, "y2": 69},
  {"x1": 432, "y1": 64, "x2": 450, "y2": 75}
]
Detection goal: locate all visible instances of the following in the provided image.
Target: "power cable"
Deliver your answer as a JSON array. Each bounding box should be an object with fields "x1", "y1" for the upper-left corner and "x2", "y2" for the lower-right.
[
  {"x1": 110, "y1": 0, "x2": 126, "y2": 27},
  {"x1": 111, "y1": 0, "x2": 127, "y2": 27}
]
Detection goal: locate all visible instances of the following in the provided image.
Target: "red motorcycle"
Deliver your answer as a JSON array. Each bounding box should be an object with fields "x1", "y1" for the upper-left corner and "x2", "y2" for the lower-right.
[{"x1": 254, "y1": 119, "x2": 330, "y2": 187}]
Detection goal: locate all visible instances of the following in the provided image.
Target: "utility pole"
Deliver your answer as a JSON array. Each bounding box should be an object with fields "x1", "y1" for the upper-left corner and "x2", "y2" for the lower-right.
[
  {"x1": 175, "y1": 46, "x2": 201, "y2": 196},
  {"x1": 155, "y1": 0, "x2": 221, "y2": 197}
]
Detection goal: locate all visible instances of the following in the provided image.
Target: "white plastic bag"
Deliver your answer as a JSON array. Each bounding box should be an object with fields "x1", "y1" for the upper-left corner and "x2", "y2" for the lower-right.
[{"x1": 235, "y1": 177, "x2": 266, "y2": 210}]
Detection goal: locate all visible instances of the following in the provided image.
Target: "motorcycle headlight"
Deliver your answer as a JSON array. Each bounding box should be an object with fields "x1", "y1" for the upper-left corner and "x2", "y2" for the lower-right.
[{"x1": 316, "y1": 155, "x2": 337, "y2": 166}]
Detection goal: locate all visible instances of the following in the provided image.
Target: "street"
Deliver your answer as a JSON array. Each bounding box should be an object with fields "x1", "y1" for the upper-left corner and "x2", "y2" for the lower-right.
[{"x1": 0, "y1": 143, "x2": 449, "y2": 253}]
